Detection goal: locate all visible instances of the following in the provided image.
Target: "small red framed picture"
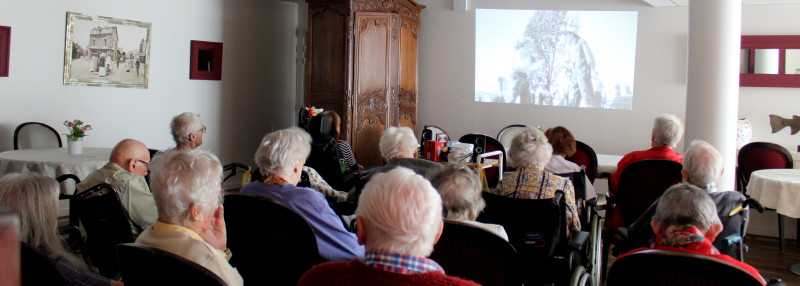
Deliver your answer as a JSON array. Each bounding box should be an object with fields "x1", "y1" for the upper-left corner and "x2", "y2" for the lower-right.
[
  {"x1": 190, "y1": 40, "x2": 223, "y2": 80},
  {"x1": 436, "y1": 133, "x2": 448, "y2": 142},
  {"x1": 0, "y1": 26, "x2": 10, "y2": 77}
]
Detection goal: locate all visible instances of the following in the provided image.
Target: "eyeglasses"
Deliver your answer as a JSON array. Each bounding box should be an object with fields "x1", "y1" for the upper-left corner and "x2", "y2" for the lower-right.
[
  {"x1": 136, "y1": 160, "x2": 150, "y2": 170},
  {"x1": 198, "y1": 126, "x2": 207, "y2": 134}
]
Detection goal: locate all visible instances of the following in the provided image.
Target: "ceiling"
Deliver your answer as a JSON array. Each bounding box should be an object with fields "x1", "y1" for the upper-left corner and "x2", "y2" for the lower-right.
[{"x1": 644, "y1": 0, "x2": 800, "y2": 7}]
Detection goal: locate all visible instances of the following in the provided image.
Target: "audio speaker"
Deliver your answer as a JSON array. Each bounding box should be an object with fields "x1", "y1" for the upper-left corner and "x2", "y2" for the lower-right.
[
  {"x1": 453, "y1": 0, "x2": 467, "y2": 12},
  {"x1": 472, "y1": 135, "x2": 486, "y2": 163},
  {"x1": 421, "y1": 129, "x2": 433, "y2": 141}
]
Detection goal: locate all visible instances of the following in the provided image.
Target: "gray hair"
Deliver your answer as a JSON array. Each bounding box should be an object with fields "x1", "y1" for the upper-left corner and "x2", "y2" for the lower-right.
[
  {"x1": 379, "y1": 126, "x2": 419, "y2": 161},
  {"x1": 255, "y1": 127, "x2": 312, "y2": 178},
  {"x1": 356, "y1": 167, "x2": 443, "y2": 257},
  {"x1": 170, "y1": 112, "x2": 203, "y2": 145},
  {"x1": 431, "y1": 164, "x2": 485, "y2": 220},
  {"x1": 654, "y1": 183, "x2": 721, "y2": 232},
  {"x1": 683, "y1": 140, "x2": 723, "y2": 187},
  {"x1": 652, "y1": 114, "x2": 684, "y2": 148},
  {"x1": 149, "y1": 150, "x2": 223, "y2": 226},
  {"x1": 0, "y1": 173, "x2": 86, "y2": 268},
  {"x1": 507, "y1": 127, "x2": 553, "y2": 168}
]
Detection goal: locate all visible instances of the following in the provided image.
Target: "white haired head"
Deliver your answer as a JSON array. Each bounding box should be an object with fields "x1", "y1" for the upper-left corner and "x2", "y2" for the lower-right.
[
  {"x1": 431, "y1": 164, "x2": 485, "y2": 220},
  {"x1": 654, "y1": 183, "x2": 721, "y2": 232},
  {"x1": 149, "y1": 150, "x2": 223, "y2": 226},
  {"x1": 255, "y1": 127, "x2": 312, "y2": 178},
  {"x1": 507, "y1": 127, "x2": 553, "y2": 168},
  {"x1": 379, "y1": 126, "x2": 419, "y2": 161},
  {"x1": 683, "y1": 140, "x2": 723, "y2": 187},
  {"x1": 170, "y1": 112, "x2": 203, "y2": 145},
  {"x1": 652, "y1": 114, "x2": 684, "y2": 148},
  {"x1": 356, "y1": 167, "x2": 443, "y2": 257}
]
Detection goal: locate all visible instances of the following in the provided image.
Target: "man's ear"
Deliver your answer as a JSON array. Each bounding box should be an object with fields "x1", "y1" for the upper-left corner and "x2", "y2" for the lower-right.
[
  {"x1": 650, "y1": 220, "x2": 662, "y2": 235},
  {"x1": 189, "y1": 203, "x2": 202, "y2": 222},
  {"x1": 681, "y1": 169, "x2": 691, "y2": 184},
  {"x1": 433, "y1": 220, "x2": 444, "y2": 245},
  {"x1": 356, "y1": 217, "x2": 366, "y2": 245},
  {"x1": 704, "y1": 223, "x2": 723, "y2": 242},
  {"x1": 127, "y1": 159, "x2": 137, "y2": 173},
  {"x1": 188, "y1": 133, "x2": 197, "y2": 143}
]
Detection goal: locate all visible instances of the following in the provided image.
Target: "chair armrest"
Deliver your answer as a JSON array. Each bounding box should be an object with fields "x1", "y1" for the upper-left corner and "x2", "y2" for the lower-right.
[
  {"x1": 568, "y1": 231, "x2": 590, "y2": 251},
  {"x1": 58, "y1": 224, "x2": 81, "y2": 237}
]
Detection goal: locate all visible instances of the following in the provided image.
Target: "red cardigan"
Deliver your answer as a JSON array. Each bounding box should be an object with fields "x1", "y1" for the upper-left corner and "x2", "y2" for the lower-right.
[{"x1": 297, "y1": 260, "x2": 479, "y2": 286}]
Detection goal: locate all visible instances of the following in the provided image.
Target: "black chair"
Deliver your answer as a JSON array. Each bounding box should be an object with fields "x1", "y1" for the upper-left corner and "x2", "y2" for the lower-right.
[
  {"x1": 73, "y1": 183, "x2": 140, "y2": 278},
  {"x1": 477, "y1": 191, "x2": 589, "y2": 285},
  {"x1": 20, "y1": 243, "x2": 67, "y2": 286},
  {"x1": 611, "y1": 160, "x2": 683, "y2": 229},
  {"x1": 459, "y1": 134, "x2": 505, "y2": 188},
  {"x1": 116, "y1": 243, "x2": 227, "y2": 286},
  {"x1": 557, "y1": 169, "x2": 591, "y2": 228},
  {"x1": 13, "y1": 122, "x2": 62, "y2": 150},
  {"x1": 429, "y1": 220, "x2": 523, "y2": 286},
  {"x1": 607, "y1": 249, "x2": 764, "y2": 286},
  {"x1": 223, "y1": 194, "x2": 321, "y2": 285},
  {"x1": 603, "y1": 159, "x2": 683, "y2": 280},
  {"x1": 55, "y1": 174, "x2": 89, "y2": 265},
  {"x1": 737, "y1": 142, "x2": 795, "y2": 251},
  {"x1": 222, "y1": 162, "x2": 251, "y2": 185},
  {"x1": 304, "y1": 114, "x2": 355, "y2": 191},
  {"x1": 565, "y1": 140, "x2": 599, "y2": 184}
]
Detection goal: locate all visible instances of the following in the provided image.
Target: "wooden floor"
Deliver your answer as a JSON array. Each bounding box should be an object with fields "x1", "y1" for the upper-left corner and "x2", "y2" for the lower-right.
[{"x1": 606, "y1": 235, "x2": 800, "y2": 285}]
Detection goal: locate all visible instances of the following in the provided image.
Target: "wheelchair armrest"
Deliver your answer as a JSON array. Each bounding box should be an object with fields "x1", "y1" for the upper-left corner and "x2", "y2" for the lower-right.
[
  {"x1": 568, "y1": 231, "x2": 590, "y2": 251},
  {"x1": 722, "y1": 234, "x2": 742, "y2": 247},
  {"x1": 586, "y1": 197, "x2": 598, "y2": 207},
  {"x1": 58, "y1": 224, "x2": 81, "y2": 237}
]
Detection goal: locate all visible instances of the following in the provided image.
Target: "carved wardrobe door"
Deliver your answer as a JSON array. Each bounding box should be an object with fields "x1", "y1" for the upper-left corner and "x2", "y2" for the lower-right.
[
  {"x1": 397, "y1": 12, "x2": 420, "y2": 134},
  {"x1": 352, "y1": 12, "x2": 398, "y2": 168}
]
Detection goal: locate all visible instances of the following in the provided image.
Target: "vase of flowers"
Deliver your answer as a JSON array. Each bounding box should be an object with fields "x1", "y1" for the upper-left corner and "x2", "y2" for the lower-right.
[{"x1": 63, "y1": 119, "x2": 92, "y2": 155}]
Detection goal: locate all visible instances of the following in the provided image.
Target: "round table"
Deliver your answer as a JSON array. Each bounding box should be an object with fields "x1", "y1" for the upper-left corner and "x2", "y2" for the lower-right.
[
  {"x1": 746, "y1": 168, "x2": 800, "y2": 275},
  {"x1": 0, "y1": 147, "x2": 112, "y2": 184}
]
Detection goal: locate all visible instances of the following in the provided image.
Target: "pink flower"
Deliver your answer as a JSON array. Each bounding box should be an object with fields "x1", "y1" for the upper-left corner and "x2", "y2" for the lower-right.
[
  {"x1": 81, "y1": 127, "x2": 87, "y2": 131},
  {"x1": 73, "y1": 119, "x2": 78, "y2": 123},
  {"x1": 67, "y1": 123, "x2": 74, "y2": 127}
]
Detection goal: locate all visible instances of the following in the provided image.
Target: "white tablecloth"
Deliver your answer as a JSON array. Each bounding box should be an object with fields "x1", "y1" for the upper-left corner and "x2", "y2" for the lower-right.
[
  {"x1": 0, "y1": 147, "x2": 112, "y2": 194},
  {"x1": 597, "y1": 154, "x2": 623, "y2": 175},
  {"x1": 747, "y1": 169, "x2": 800, "y2": 219}
]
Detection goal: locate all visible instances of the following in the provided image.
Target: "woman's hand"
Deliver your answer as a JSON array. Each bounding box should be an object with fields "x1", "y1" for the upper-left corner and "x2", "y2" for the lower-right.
[{"x1": 199, "y1": 205, "x2": 227, "y2": 251}]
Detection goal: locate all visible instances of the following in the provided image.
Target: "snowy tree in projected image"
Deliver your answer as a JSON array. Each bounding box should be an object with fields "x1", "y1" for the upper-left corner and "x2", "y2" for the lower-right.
[{"x1": 500, "y1": 10, "x2": 627, "y2": 109}]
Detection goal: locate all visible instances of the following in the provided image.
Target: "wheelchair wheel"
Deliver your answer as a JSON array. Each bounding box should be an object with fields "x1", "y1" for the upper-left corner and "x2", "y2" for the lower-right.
[{"x1": 570, "y1": 265, "x2": 590, "y2": 286}]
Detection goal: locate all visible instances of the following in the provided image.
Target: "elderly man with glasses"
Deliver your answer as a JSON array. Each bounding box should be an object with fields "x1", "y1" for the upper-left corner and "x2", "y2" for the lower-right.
[
  {"x1": 170, "y1": 112, "x2": 206, "y2": 151},
  {"x1": 77, "y1": 138, "x2": 157, "y2": 236}
]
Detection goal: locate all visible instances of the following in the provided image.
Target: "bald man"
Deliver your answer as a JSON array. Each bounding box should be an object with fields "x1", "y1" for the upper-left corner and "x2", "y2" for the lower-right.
[{"x1": 77, "y1": 139, "x2": 157, "y2": 235}]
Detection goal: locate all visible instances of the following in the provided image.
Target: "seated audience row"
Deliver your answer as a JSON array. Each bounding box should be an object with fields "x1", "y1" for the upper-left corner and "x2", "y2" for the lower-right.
[{"x1": 0, "y1": 173, "x2": 122, "y2": 286}]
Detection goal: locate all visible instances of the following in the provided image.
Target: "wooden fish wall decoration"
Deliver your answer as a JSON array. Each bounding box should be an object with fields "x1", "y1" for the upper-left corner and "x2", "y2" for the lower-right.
[{"x1": 770, "y1": 114, "x2": 800, "y2": 135}]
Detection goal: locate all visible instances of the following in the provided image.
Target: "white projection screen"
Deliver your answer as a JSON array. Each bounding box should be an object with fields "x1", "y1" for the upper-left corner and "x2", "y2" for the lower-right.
[{"x1": 475, "y1": 9, "x2": 638, "y2": 110}]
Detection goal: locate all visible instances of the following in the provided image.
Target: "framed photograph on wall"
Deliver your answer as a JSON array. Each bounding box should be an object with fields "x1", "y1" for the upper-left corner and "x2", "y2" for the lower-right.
[
  {"x1": 63, "y1": 12, "x2": 151, "y2": 88},
  {"x1": 190, "y1": 40, "x2": 223, "y2": 80},
  {"x1": 0, "y1": 26, "x2": 10, "y2": 77}
]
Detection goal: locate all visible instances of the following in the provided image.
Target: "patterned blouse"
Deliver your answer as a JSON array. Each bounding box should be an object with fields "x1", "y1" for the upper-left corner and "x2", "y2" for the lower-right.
[{"x1": 492, "y1": 166, "x2": 581, "y2": 233}]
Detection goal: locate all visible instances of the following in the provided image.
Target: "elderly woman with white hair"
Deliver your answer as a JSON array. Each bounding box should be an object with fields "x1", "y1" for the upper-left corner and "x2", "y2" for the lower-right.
[
  {"x1": 624, "y1": 140, "x2": 748, "y2": 257},
  {"x1": 241, "y1": 127, "x2": 364, "y2": 262},
  {"x1": 489, "y1": 127, "x2": 581, "y2": 233},
  {"x1": 170, "y1": 112, "x2": 205, "y2": 151},
  {"x1": 431, "y1": 164, "x2": 508, "y2": 241},
  {"x1": 346, "y1": 126, "x2": 443, "y2": 204},
  {"x1": 135, "y1": 150, "x2": 243, "y2": 286},
  {"x1": 298, "y1": 167, "x2": 479, "y2": 286},
  {"x1": 617, "y1": 183, "x2": 765, "y2": 285},
  {"x1": 0, "y1": 173, "x2": 121, "y2": 286}
]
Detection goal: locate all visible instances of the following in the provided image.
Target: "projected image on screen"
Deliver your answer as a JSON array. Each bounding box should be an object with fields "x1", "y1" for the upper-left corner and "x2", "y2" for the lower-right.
[{"x1": 475, "y1": 9, "x2": 638, "y2": 109}]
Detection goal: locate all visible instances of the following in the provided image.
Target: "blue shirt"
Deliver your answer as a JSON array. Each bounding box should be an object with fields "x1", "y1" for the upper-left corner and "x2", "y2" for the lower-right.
[{"x1": 241, "y1": 182, "x2": 365, "y2": 261}]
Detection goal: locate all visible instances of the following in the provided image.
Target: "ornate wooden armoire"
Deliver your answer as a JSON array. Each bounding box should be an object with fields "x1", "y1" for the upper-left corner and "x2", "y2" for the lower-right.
[{"x1": 305, "y1": 0, "x2": 424, "y2": 167}]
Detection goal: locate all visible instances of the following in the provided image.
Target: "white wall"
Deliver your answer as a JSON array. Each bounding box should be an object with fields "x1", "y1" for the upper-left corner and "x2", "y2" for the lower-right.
[
  {"x1": 416, "y1": 0, "x2": 689, "y2": 156},
  {"x1": 0, "y1": 0, "x2": 300, "y2": 167},
  {"x1": 415, "y1": 0, "x2": 800, "y2": 238}
]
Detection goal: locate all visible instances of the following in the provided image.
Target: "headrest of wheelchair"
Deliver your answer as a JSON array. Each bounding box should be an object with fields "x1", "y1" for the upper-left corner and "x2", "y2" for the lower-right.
[{"x1": 308, "y1": 115, "x2": 331, "y2": 138}]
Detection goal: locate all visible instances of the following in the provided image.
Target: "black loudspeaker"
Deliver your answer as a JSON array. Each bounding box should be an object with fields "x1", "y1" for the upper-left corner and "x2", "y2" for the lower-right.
[
  {"x1": 421, "y1": 129, "x2": 433, "y2": 141},
  {"x1": 472, "y1": 135, "x2": 486, "y2": 163}
]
